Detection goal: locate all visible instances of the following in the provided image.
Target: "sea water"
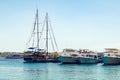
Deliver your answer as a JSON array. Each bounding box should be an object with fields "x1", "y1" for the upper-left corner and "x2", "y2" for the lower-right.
[{"x1": 0, "y1": 57, "x2": 120, "y2": 80}]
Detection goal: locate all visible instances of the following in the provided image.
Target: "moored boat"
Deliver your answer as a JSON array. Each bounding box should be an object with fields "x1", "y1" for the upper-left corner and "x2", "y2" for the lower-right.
[
  {"x1": 102, "y1": 48, "x2": 120, "y2": 65},
  {"x1": 77, "y1": 49, "x2": 99, "y2": 64},
  {"x1": 23, "y1": 9, "x2": 59, "y2": 62},
  {"x1": 59, "y1": 48, "x2": 79, "y2": 64}
]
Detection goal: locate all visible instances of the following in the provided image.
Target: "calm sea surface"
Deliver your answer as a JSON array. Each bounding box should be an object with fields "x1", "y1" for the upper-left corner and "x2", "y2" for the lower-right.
[{"x1": 0, "y1": 57, "x2": 120, "y2": 80}]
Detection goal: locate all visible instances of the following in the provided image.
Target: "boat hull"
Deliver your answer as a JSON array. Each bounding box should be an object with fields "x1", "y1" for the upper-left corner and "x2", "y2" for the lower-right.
[
  {"x1": 78, "y1": 57, "x2": 99, "y2": 64},
  {"x1": 59, "y1": 56, "x2": 77, "y2": 64},
  {"x1": 24, "y1": 56, "x2": 47, "y2": 62},
  {"x1": 102, "y1": 56, "x2": 120, "y2": 65},
  {"x1": 24, "y1": 54, "x2": 60, "y2": 62}
]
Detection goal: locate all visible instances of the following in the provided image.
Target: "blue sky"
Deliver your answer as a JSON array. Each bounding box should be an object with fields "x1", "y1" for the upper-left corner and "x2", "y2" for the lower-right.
[{"x1": 0, "y1": 0, "x2": 120, "y2": 52}]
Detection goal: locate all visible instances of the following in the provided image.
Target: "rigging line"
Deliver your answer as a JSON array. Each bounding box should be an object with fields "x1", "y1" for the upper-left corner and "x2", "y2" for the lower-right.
[
  {"x1": 39, "y1": 37, "x2": 46, "y2": 50},
  {"x1": 26, "y1": 11, "x2": 37, "y2": 46},
  {"x1": 30, "y1": 18, "x2": 37, "y2": 47},
  {"x1": 39, "y1": 18, "x2": 45, "y2": 41},
  {"x1": 49, "y1": 27, "x2": 55, "y2": 51},
  {"x1": 48, "y1": 19, "x2": 59, "y2": 51},
  {"x1": 32, "y1": 36, "x2": 35, "y2": 47}
]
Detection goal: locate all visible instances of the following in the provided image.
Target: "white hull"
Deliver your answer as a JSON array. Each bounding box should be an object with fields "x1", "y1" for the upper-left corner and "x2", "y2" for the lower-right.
[
  {"x1": 78, "y1": 57, "x2": 99, "y2": 64},
  {"x1": 102, "y1": 56, "x2": 120, "y2": 65},
  {"x1": 59, "y1": 56, "x2": 77, "y2": 64}
]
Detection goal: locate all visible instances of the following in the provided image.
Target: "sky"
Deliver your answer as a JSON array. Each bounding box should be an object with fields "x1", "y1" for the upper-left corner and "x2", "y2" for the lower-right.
[{"x1": 0, "y1": 0, "x2": 120, "y2": 52}]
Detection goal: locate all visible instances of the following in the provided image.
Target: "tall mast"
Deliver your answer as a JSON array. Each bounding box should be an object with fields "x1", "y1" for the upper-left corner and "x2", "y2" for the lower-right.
[
  {"x1": 46, "y1": 12, "x2": 48, "y2": 54},
  {"x1": 36, "y1": 9, "x2": 39, "y2": 50}
]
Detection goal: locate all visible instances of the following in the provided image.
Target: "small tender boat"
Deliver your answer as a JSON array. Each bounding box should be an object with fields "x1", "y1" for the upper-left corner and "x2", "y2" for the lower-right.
[
  {"x1": 6, "y1": 54, "x2": 22, "y2": 59},
  {"x1": 102, "y1": 48, "x2": 120, "y2": 65},
  {"x1": 59, "y1": 48, "x2": 79, "y2": 64}
]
